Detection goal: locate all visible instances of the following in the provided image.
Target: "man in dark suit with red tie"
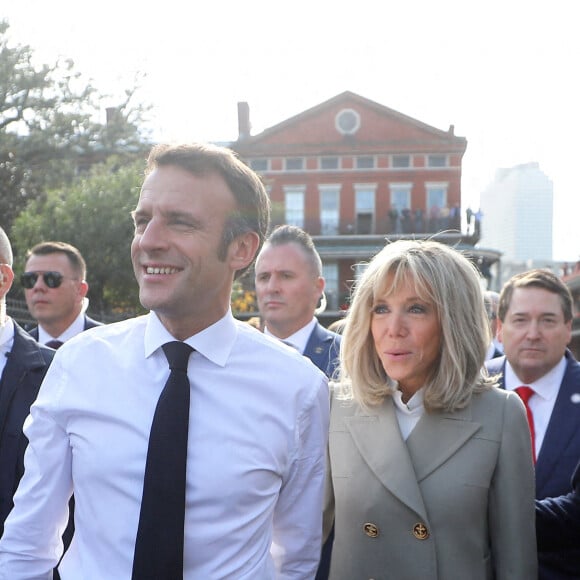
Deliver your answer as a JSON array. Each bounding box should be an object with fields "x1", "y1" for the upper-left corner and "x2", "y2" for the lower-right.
[
  {"x1": 22, "y1": 241, "x2": 101, "y2": 348},
  {"x1": 486, "y1": 269, "x2": 580, "y2": 579},
  {"x1": 0, "y1": 228, "x2": 54, "y2": 537}
]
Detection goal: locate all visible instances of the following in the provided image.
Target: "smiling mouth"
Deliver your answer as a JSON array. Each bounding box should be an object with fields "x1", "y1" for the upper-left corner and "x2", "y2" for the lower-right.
[{"x1": 145, "y1": 266, "x2": 180, "y2": 275}]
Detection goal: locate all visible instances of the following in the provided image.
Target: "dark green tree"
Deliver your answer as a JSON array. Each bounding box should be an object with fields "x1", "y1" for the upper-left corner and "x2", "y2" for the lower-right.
[
  {"x1": 10, "y1": 157, "x2": 146, "y2": 319},
  {"x1": 0, "y1": 19, "x2": 151, "y2": 231}
]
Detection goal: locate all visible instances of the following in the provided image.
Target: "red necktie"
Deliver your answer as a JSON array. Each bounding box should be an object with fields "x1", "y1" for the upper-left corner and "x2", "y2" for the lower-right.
[{"x1": 515, "y1": 386, "x2": 536, "y2": 463}]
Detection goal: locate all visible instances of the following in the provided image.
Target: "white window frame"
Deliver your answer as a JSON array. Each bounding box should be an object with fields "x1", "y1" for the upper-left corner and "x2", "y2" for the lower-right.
[
  {"x1": 354, "y1": 183, "x2": 377, "y2": 234},
  {"x1": 427, "y1": 154, "x2": 448, "y2": 168},
  {"x1": 319, "y1": 184, "x2": 341, "y2": 235},
  {"x1": 322, "y1": 262, "x2": 339, "y2": 310},
  {"x1": 285, "y1": 157, "x2": 305, "y2": 171},
  {"x1": 425, "y1": 182, "x2": 448, "y2": 212},
  {"x1": 389, "y1": 182, "x2": 412, "y2": 211},
  {"x1": 284, "y1": 186, "x2": 306, "y2": 227}
]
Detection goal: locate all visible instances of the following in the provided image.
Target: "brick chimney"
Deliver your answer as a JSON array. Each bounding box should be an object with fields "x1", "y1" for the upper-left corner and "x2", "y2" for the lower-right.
[{"x1": 237, "y1": 101, "x2": 251, "y2": 140}]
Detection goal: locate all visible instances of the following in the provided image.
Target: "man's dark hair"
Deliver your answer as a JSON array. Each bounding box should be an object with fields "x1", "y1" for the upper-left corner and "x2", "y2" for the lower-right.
[
  {"x1": 498, "y1": 268, "x2": 573, "y2": 322},
  {"x1": 26, "y1": 241, "x2": 87, "y2": 279},
  {"x1": 264, "y1": 225, "x2": 322, "y2": 276}
]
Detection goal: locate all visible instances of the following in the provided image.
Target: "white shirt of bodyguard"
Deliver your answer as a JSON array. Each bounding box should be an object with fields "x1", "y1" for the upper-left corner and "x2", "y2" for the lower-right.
[
  {"x1": 0, "y1": 310, "x2": 329, "y2": 580},
  {"x1": 264, "y1": 318, "x2": 317, "y2": 354},
  {"x1": 37, "y1": 310, "x2": 86, "y2": 345}
]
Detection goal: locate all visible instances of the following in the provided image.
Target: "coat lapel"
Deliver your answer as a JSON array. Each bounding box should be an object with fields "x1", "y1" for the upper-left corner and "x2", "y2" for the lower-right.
[
  {"x1": 406, "y1": 404, "x2": 481, "y2": 482},
  {"x1": 345, "y1": 399, "x2": 428, "y2": 520}
]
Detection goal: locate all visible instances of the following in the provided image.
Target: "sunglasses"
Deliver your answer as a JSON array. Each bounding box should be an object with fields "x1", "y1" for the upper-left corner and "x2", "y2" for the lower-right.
[{"x1": 21, "y1": 271, "x2": 65, "y2": 289}]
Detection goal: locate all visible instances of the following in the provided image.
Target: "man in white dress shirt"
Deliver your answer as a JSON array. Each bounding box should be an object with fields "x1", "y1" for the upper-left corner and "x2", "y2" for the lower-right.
[{"x1": 0, "y1": 143, "x2": 329, "y2": 579}]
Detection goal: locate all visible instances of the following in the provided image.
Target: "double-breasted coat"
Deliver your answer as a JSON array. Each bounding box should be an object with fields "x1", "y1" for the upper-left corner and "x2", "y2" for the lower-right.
[{"x1": 324, "y1": 386, "x2": 537, "y2": 580}]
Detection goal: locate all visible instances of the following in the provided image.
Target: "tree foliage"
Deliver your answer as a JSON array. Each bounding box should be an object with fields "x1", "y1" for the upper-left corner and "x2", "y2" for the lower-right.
[
  {"x1": 0, "y1": 19, "x2": 151, "y2": 230},
  {"x1": 10, "y1": 157, "x2": 146, "y2": 318}
]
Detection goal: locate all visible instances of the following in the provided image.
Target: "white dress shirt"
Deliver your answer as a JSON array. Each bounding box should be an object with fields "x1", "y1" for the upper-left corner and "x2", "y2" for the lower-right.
[
  {"x1": 264, "y1": 318, "x2": 317, "y2": 354},
  {"x1": 392, "y1": 388, "x2": 425, "y2": 440},
  {"x1": 0, "y1": 311, "x2": 329, "y2": 580},
  {"x1": 37, "y1": 311, "x2": 86, "y2": 345}
]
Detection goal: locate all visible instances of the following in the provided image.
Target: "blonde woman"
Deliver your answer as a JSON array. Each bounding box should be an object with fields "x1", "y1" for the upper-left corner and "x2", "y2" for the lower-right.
[{"x1": 324, "y1": 240, "x2": 536, "y2": 580}]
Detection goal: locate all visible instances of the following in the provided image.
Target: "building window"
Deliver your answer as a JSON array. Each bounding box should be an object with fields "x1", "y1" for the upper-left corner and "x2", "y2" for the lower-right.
[
  {"x1": 354, "y1": 184, "x2": 376, "y2": 235},
  {"x1": 356, "y1": 156, "x2": 375, "y2": 169},
  {"x1": 320, "y1": 156, "x2": 339, "y2": 170},
  {"x1": 427, "y1": 154, "x2": 447, "y2": 167},
  {"x1": 392, "y1": 155, "x2": 411, "y2": 168},
  {"x1": 319, "y1": 185, "x2": 340, "y2": 235},
  {"x1": 389, "y1": 184, "x2": 412, "y2": 211},
  {"x1": 285, "y1": 157, "x2": 304, "y2": 171},
  {"x1": 322, "y1": 262, "x2": 339, "y2": 310},
  {"x1": 335, "y1": 108, "x2": 361, "y2": 136},
  {"x1": 249, "y1": 158, "x2": 268, "y2": 172},
  {"x1": 389, "y1": 183, "x2": 412, "y2": 234},
  {"x1": 284, "y1": 187, "x2": 305, "y2": 227},
  {"x1": 426, "y1": 182, "x2": 449, "y2": 232}
]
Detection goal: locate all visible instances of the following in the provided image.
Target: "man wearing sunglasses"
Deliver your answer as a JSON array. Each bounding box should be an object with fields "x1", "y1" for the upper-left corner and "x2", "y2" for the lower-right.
[
  {"x1": 22, "y1": 241, "x2": 101, "y2": 349},
  {"x1": 0, "y1": 227, "x2": 54, "y2": 538},
  {"x1": 21, "y1": 241, "x2": 101, "y2": 579}
]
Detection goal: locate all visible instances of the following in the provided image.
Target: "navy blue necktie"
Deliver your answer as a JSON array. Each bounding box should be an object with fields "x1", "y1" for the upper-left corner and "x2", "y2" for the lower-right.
[
  {"x1": 45, "y1": 340, "x2": 63, "y2": 349},
  {"x1": 132, "y1": 341, "x2": 193, "y2": 580}
]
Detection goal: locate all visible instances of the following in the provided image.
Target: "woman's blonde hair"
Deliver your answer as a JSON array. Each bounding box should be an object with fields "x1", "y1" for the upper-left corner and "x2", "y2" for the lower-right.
[{"x1": 339, "y1": 239, "x2": 495, "y2": 411}]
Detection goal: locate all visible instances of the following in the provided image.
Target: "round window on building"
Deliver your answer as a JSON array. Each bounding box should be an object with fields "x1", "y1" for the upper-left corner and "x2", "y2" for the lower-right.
[{"x1": 335, "y1": 108, "x2": 361, "y2": 136}]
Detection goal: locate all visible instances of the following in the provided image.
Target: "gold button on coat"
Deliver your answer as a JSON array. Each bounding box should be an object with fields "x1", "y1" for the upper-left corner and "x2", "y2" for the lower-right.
[
  {"x1": 413, "y1": 522, "x2": 429, "y2": 540},
  {"x1": 363, "y1": 522, "x2": 379, "y2": 537}
]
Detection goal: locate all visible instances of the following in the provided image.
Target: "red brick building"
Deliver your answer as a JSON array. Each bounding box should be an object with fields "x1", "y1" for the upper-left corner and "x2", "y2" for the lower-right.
[{"x1": 232, "y1": 91, "x2": 497, "y2": 321}]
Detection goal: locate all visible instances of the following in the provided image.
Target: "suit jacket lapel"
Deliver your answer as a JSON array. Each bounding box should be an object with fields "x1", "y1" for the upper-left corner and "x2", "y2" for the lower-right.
[
  {"x1": 0, "y1": 324, "x2": 47, "y2": 428},
  {"x1": 304, "y1": 324, "x2": 330, "y2": 364},
  {"x1": 406, "y1": 404, "x2": 481, "y2": 482},
  {"x1": 536, "y1": 353, "x2": 580, "y2": 494},
  {"x1": 345, "y1": 399, "x2": 428, "y2": 520}
]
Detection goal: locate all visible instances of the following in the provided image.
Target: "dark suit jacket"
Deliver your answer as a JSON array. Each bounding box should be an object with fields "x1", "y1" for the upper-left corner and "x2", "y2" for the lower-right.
[
  {"x1": 27, "y1": 315, "x2": 102, "y2": 341},
  {"x1": 537, "y1": 460, "x2": 580, "y2": 551},
  {"x1": 0, "y1": 322, "x2": 54, "y2": 536},
  {"x1": 303, "y1": 322, "x2": 341, "y2": 379},
  {"x1": 486, "y1": 350, "x2": 580, "y2": 578},
  {"x1": 305, "y1": 323, "x2": 341, "y2": 580}
]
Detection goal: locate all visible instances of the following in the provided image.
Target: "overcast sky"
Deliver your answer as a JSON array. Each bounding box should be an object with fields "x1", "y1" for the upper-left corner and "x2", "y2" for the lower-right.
[{"x1": 4, "y1": 0, "x2": 578, "y2": 260}]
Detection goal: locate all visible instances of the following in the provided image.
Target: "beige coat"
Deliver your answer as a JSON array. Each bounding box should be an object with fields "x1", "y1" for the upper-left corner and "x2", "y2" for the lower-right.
[{"x1": 324, "y1": 387, "x2": 537, "y2": 580}]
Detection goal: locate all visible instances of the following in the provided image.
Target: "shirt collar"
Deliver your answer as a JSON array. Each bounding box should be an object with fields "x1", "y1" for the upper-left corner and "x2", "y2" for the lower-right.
[
  {"x1": 504, "y1": 355, "x2": 567, "y2": 401},
  {"x1": 38, "y1": 311, "x2": 85, "y2": 344},
  {"x1": 264, "y1": 318, "x2": 317, "y2": 354},
  {"x1": 144, "y1": 310, "x2": 237, "y2": 367},
  {"x1": 392, "y1": 387, "x2": 425, "y2": 415}
]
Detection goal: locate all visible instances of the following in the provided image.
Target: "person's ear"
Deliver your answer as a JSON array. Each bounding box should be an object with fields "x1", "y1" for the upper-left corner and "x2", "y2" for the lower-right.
[
  {"x1": 76, "y1": 280, "x2": 89, "y2": 303},
  {"x1": 229, "y1": 232, "x2": 260, "y2": 272},
  {"x1": 0, "y1": 264, "x2": 15, "y2": 296}
]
